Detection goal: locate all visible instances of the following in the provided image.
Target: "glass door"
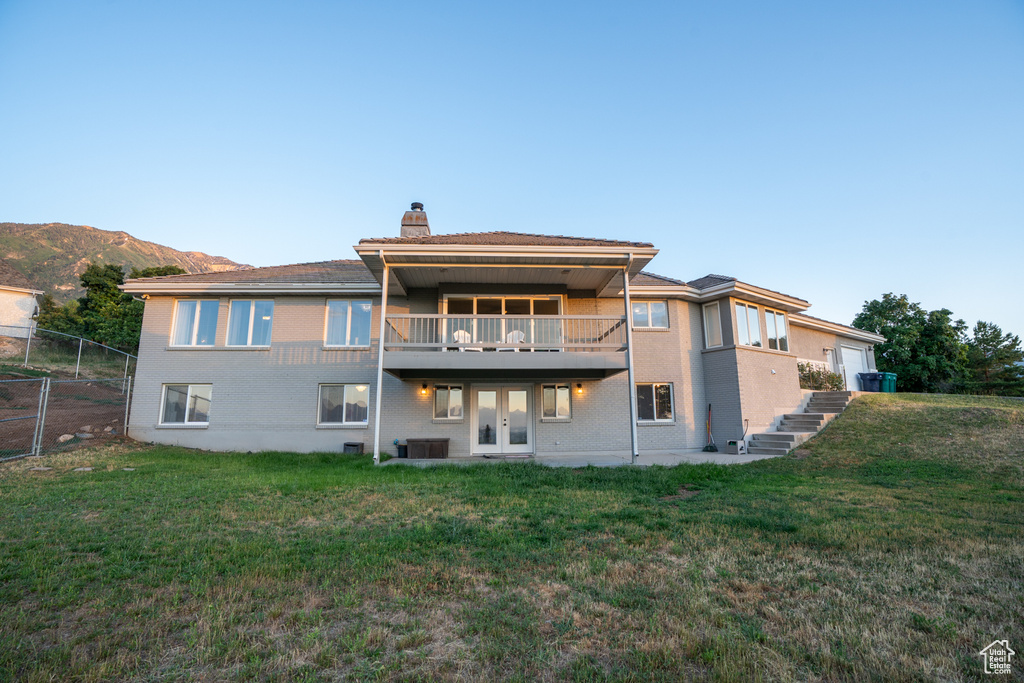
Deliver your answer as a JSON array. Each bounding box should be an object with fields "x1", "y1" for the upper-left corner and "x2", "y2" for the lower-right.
[{"x1": 472, "y1": 386, "x2": 533, "y2": 455}]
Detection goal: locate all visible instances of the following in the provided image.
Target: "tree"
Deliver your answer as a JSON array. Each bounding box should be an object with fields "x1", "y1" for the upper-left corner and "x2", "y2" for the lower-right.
[
  {"x1": 128, "y1": 265, "x2": 187, "y2": 279},
  {"x1": 965, "y1": 321, "x2": 1024, "y2": 396},
  {"x1": 853, "y1": 293, "x2": 968, "y2": 392}
]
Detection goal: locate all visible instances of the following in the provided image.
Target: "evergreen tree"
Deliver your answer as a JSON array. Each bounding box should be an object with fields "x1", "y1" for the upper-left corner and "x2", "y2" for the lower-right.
[{"x1": 965, "y1": 322, "x2": 1024, "y2": 396}]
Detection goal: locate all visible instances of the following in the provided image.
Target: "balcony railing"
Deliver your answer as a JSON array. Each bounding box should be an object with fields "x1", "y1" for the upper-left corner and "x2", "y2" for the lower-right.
[{"x1": 384, "y1": 315, "x2": 627, "y2": 352}]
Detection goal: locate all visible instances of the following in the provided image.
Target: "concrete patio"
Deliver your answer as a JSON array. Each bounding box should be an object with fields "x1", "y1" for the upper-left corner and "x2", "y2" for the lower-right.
[{"x1": 381, "y1": 449, "x2": 785, "y2": 468}]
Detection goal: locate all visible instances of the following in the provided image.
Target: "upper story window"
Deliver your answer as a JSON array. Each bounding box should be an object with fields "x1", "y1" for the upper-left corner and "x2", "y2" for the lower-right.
[
  {"x1": 171, "y1": 300, "x2": 218, "y2": 346},
  {"x1": 735, "y1": 302, "x2": 762, "y2": 348},
  {"x1": 765, "y1": 309, "x2": 789, "y2": 352},
  {"x1": 227, "y1": 300, "x2": 274, "y2": 346},
  {"x1": 325, "y1": 300, "x2": 372, "y2": 347},
  {"x1": 703, "y1": 302, "x2": 723, "y2": 348},
  {"x1": 631, "y1": 301, "x2": 669, "y2": 329}
]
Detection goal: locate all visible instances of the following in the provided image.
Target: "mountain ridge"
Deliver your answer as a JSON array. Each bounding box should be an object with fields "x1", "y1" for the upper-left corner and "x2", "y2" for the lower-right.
[{"x1": 0, "y1": 222, "x2": 250, "y2": 299}]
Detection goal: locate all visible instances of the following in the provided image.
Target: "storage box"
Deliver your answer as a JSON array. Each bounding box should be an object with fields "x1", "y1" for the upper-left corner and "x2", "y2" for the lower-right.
[{"x1": 406, "y1": 438, "x2": 450, "y2": 459}]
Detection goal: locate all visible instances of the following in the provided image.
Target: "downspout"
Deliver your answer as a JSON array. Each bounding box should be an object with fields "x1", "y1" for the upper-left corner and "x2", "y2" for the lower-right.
[
  {"x1": 372, "y1": 253, "x2": 390, "y2": 465},
  {"x1": 622, "y1": 260, "x2": 640, "y2": 464}
]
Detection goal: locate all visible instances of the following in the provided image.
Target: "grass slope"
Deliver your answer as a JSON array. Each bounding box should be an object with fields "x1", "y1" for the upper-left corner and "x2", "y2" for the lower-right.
[{"x1": 0, "y1": 394, "x2": 1021, "y2": 682}]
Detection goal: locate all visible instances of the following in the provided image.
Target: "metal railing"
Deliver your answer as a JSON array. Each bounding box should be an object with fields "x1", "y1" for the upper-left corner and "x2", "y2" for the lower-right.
[
  {"x1": 1, "y1": 324, "x2": 137, "y2": 380},
  {"x1": 384, "y1": 315, "x2": 627, "y2": 352}
]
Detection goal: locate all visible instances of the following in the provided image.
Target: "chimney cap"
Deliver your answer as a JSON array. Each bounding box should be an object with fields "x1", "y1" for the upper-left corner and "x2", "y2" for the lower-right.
[{"x1": 410, "y1": 202, "x2": 424, "y2": 211}]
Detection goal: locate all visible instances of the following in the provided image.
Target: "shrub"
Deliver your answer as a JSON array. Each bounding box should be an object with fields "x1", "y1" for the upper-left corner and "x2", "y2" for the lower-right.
[{"x1": 799, "y1": 362, "x2": 845, "y2": 391}]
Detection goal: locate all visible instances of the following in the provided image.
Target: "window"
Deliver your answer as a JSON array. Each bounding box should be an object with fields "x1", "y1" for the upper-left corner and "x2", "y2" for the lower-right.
[
  {"x1": 631, "y1": 301, "x2": 669, "y2": 328},
  {"x1": 636, "y1": 383, "x2": 673, "y2": 422},
  {"x1": 703, "y1": 302, "x2": 722, "y2": 348},
  {"x1": 171, "y1": 300, "x2": 218, "y2": 346},
  {"x1": 161, "y1": 384, "x2": 211, "y2": 425},
  {"x1": 325, "y1": 300, "x2": 372, "y2": 346},
  {"x1": 765, "y1": 309, "x2": 789, "y2": 351},
  {"x1": 227, "y1": 300, "x2": 274, "y2": 346},
  {"x1": 542, "y1": 385, "x2": 571, "y2": 420},
  {"x1": 735, "y1": 302, "x2": 762, "y2": 347},
  {"x1": 433, "y1": 385, "x2": 464, "y2": 419},
  {"x1": 318, "y1": 384, "x2": 369, "y2": 425}
]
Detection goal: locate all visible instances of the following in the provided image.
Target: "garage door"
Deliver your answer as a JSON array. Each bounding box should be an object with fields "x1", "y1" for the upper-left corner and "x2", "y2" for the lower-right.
[{"x1": 841, "y1": 346, "x2": 868, "y2": 391}]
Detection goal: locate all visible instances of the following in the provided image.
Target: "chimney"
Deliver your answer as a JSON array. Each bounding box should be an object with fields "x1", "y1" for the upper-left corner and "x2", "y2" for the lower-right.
[{"x1": 400, "y1": 202, "x2": 430, "y2": 238}]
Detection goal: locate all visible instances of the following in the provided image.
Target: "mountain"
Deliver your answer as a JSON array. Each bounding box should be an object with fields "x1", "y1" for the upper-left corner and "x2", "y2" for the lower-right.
[{"x1": 0, "y1": 222, "x2": 250, "y2": 299}]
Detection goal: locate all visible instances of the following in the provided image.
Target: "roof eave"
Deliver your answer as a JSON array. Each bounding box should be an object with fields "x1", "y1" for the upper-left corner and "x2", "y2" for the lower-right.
[
  {"x1": 789, "y1": 313, "x2": 886, "y2": 343},
  {"x1": 120, "y1": 282, "x2": 382, "y2": 295}
]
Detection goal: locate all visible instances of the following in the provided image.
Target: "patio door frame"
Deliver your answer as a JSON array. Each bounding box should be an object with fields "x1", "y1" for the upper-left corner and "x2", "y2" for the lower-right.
[{"x1": 470, "y1": 384, "x2": 534, "y2": 455}]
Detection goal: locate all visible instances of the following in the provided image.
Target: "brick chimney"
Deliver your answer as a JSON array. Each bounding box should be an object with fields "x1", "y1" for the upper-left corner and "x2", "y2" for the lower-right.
[{"x1": 400, "y1": 202, "x2": 430, "y2": 238}]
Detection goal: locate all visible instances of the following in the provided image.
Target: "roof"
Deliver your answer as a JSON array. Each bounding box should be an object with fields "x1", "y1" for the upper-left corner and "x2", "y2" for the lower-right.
[
  {"x1": 359, "y1": 231, "x2": 654, "y2": 248},
  {"x1": 789, "y1": 312, "x2": 886, "y2": 343},
  {"x1": 124, "y1": 260, "x2": 375, "y2": 285},
  {"x1": 686, "y1": 274, "x2": 737, "y2": 290},
  {"x1": 630, "y1": 271, "x2": 688, "y2": 287},
  {"x1": 0, "y1": 260, "x2": 39, "y2": 292}
]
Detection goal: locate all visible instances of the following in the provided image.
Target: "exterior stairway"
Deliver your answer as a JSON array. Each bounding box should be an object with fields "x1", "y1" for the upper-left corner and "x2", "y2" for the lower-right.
[{"x1": 746, "y1": 391, "x2": 854, "y2": 456}]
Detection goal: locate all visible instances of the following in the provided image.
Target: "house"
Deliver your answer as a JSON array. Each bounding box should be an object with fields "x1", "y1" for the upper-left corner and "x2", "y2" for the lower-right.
[
  {"x1": 121, "y1": 203, "x2": 883, "y2": 462},
  {"x1": 0, "y1": 260, "x2": 42, "y2": 338}
]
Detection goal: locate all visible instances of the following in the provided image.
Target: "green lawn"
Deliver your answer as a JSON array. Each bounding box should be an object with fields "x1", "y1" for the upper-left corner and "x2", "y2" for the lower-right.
[{"x1": 1, "y1": 394, "x2": 1021, "y2": 682}]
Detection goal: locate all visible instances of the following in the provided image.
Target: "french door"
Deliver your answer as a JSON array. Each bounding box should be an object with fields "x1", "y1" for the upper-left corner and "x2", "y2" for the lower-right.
[{"x1": 472, "y1": 386, "x2": 533, "y2": 455}]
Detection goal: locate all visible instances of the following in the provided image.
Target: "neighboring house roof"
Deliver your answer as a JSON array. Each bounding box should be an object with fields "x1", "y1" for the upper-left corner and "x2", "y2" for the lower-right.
[
  {"x1": 0, "y1": 260, "x2": 42, "y2": 293},
  {"x1": 686, "y1": 274, "x2": 737, "y2": 290},
  {"x1": 359, "y1": 231, "x2": 654, "y2": 248}
]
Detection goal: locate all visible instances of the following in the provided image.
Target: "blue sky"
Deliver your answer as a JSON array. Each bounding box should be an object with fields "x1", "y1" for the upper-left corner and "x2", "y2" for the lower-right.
[{"x1": 1, "y1": 1, "x2": 1022, "y2": 337}]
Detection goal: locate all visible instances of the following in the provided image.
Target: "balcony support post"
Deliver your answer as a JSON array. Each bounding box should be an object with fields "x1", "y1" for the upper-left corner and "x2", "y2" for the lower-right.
[
  {"x1": 622, "y1": 263, "x2": 640, "y2": 464},
  {"x1": 372, "y1": 256, "x2": 390, "y2": 465}
]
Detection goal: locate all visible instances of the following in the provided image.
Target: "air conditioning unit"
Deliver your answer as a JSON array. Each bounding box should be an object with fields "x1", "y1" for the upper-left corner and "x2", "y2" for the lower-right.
[{"x1": 726, "y1": 439, "x2": 746, "y2": 455}]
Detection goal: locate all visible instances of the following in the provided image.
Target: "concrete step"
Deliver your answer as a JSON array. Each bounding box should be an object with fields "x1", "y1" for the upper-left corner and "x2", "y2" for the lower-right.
[
  {"x1": 812, "y1": 391, "x2": 853, "y2": 398},
  {"x1": 807, "y1": 402, "x2": 848, "y2": 411},
  {"x1": 789, "y1": 412, "x2": 831, "y2": 420},
  {"x1": 747, "y1": 446, "x2": 790, "y2": 456},
  {"x1": 751, "y1": 432, "x2": 803, "y2": 443},
  {"x1": 784, "y1": 416, "x2": 825, "y2": 425},
  {"x1": 778, "y1": 425, "x2": 822, "y2": 432}
]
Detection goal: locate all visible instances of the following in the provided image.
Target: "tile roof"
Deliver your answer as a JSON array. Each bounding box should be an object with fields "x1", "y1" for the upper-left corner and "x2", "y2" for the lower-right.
[
  {"x1": 0, "y1": 260, "x2": 38, "y2": 291},
  {"x1": 630, "y1": 271, "x2": 689, "y2": 287},
  {"x1": 359, "y1": 231, "x2": 654, "y2": 248},
  {"x1": 685, "y1": 274, "x2": 737, "y2": 290},
  {"x1": 124, "y1": 260, "x2": 375, "y2": 285}
]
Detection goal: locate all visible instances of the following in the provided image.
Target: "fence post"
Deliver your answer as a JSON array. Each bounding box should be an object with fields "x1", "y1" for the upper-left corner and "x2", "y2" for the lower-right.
[
  {"x1": 24, "y1": 322, "x2": 34, "y2": 367},
  {"x1": 30, "y1": 378, "x2": 46, "y2": 456},
  {"x1": 123, "y1": 354, "x2": 130, "y2": 381},
  {"x1": 34, "y1": 378, "x2": 51, "y2": 456},
  {"x1": 123, "y1": 376, "x2": 132, "y2": 434},
  {"x1": 75, "y1": 338, "x2": 84, "y2": 379}
]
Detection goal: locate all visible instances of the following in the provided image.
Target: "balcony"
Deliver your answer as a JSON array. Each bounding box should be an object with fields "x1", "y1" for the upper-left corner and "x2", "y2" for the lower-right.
[{"x1": 382, "y1": 315, "x2": 629, "y2": 380}]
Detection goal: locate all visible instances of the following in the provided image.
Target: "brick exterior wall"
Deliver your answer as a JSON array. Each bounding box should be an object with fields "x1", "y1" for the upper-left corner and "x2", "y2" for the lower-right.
[{"x1": 129, "y1": 291, "x2": 839, "y2": 457}]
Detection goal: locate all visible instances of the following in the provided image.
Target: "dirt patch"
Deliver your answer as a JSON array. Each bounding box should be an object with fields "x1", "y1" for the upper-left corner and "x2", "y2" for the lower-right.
[
  {"x1": 660, "y1": 485, "x2": 701, "y2": 502},
  {"x1": 791, "y1": 449, "x2": 812, "y2": 460}
]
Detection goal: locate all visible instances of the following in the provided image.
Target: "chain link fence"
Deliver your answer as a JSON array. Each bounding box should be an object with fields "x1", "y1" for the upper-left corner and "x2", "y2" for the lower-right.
[
  {"x1": 0, "y1": 377, "x2": 132, "y2": 461},
  {"x1": 0, "y1": 324, "x2": 137, "y2": 379}
]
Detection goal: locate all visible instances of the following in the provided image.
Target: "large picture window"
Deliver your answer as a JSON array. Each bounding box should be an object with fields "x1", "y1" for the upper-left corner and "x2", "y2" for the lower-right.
[
  {"x1": 171, "y1": 300, "x2": 218, "y2": 346},
  {"x1": 542, "y1": 385, "x2": 571, "y2": 420},
  {"x1": 636, "y1": 383, "x2": 673, "y2": 422},
  {"x1": 318, "y1": 384, "x2": 369, "y2": 426},
  {"x1": 433, "y1": 385, "x2": 464, "y2": 420},
  {"x1": 325, "y1": 300, "x2": 372, "y2": 347},
  {"x1": 765, "y1": 309, "x2": 789, "y2": 352},
  {"x1": 161, "y1": 384, "x2": 212, "y2": 425},
  {"x1": 631, "y1": 301, "x2": 669, "y2": 329},
  {"x1": 735, "y1": 302, "x2": 762, "y2": 348},
  {"x1": 227, "y1": 300, "x2": 274, "y2": 346},
  {"x1": 703, "y1": 302, "x2": 723, "y2": 348}
]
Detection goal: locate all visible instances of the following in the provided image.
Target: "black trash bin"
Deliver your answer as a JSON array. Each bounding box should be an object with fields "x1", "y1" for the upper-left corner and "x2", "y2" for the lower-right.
[
  {"x1": 396, "y1": 444, "x2": 408, "y2": 458},
  {"x1": 857, "y1": 372, "x2": 883, "y2": 392}
]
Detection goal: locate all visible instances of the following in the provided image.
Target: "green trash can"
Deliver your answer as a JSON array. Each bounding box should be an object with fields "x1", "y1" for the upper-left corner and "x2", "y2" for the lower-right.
[{"x1": 880, "y1": 372, "x2": 897, "y2": 393}]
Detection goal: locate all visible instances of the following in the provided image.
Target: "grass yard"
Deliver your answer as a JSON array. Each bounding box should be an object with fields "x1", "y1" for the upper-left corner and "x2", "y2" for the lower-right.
[{"x1": 1, "y1": 394, "x2": 1021, "y2": 682}]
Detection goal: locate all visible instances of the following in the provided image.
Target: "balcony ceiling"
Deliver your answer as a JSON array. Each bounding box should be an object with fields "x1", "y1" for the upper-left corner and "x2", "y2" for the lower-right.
[
  {"x1": 382, "y1": 350, "x2": 628, "y2": 380},
  {"x1": 355, "y1": 245, "x2": 657, "y2": 297}
]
